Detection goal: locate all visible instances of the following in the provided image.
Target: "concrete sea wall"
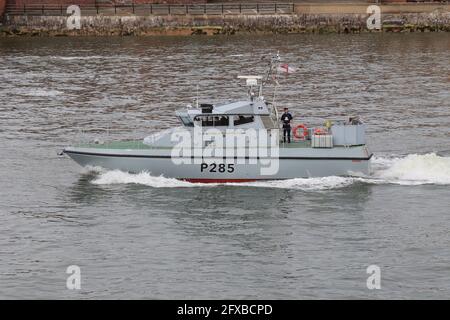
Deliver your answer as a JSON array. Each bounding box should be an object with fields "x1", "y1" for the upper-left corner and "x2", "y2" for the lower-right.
[{"x1": 1, "y1": 4, "x2": 449, "y2": 36}]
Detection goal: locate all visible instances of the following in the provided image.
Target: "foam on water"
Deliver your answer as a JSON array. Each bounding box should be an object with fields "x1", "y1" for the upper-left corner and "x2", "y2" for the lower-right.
[
  {"x1": 373, "y1": 153, "x2": 450, "y2": 185},
  {"x1": 91, "y1": 170, "x2": 215, "y2": 188},
  {"x1": 21, "y1": 89, "x2": 63, "y2": 97},
  {"x1": 230, "y1": 176, "x2": 355, "y2": 190},
  {"x1": 89, "y1": 153, "x2": 450, "y2": 190},
  {"x1": 90, "y1": 170, "x2": 354, "y2": 191},
  {"x1": 50, "y1": 55, "x2": 109, "y2": 61}
]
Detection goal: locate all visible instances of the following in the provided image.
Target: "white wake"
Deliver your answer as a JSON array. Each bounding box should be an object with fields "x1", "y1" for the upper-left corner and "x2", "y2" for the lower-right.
[
  {"x1": 91, "y1": 170, "x2": 213, "y2": 188},
  {"x1": 372, "y1": 153, "x2": 450, "y2": 185},
  {"x1": 88, "y1": 153, "x2": 450, "y2": 190}
]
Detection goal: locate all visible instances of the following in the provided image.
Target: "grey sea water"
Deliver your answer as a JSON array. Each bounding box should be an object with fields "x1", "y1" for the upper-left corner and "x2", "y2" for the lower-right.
[{"x1": 0, "y1": 33, "x2": 449, "y2": 299}]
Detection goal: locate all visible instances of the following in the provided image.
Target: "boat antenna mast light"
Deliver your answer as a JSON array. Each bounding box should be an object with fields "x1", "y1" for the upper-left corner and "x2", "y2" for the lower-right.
[
  {"x1": 237, "y1": 52, "x2": 281, "y2": 101},
  {"x1": 237, "y1": 75, "x2": 263, "y2": 101},
  {"x1": 259, "y1": 52, "x2": 282, "y2": 124},
  {"x1": 262, "y1": 52, "x2": 281, "y2": 87},
  {"x1": 259, "y1": 52, "x2": 282, "y2": 108}
]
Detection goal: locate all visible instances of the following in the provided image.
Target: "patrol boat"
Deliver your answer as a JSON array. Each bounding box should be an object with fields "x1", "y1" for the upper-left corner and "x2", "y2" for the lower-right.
[{"x1": 63, "y1": 55, "x2": 373, "y2": 182}]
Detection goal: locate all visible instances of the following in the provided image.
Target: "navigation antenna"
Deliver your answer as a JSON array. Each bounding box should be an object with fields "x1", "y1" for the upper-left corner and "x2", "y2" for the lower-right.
[
  {"x1": 263, "y1": 52, "x2": 281, "y2": 86},
  {"x1": 271, "y1": 52, "x2": 280, "y2": 108},
  {"x1": 261, "y1": 52, "x2": 281, "y2": 128},
  {"x1": 195, "y1": 83, "x2": 199, "y2": 108}
]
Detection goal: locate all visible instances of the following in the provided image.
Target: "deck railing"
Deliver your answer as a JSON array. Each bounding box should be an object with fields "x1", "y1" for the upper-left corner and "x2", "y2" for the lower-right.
[{"x1": 5, "y1": 3, "x2": 296, "y2": 16}]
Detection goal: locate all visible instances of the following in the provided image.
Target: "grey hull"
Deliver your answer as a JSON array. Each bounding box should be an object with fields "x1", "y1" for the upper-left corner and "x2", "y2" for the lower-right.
[{"x1": 64, "y1": 145, "x2": 372, "y2": 181}]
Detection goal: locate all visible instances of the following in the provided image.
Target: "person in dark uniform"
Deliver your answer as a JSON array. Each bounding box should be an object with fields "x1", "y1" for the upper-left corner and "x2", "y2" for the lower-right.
[{"x1": 280, "y1": 107, "x2": 293, "y2": 143}]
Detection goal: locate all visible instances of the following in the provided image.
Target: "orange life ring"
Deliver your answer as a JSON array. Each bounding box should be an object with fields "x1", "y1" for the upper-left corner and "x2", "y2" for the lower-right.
[{"x1": 293, "y1": 124, "x2": 308, "y2": 140}]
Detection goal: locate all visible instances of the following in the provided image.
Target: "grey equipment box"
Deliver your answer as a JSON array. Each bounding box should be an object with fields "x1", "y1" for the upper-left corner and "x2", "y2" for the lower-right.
[
  {"x1": 311, "y1": 134, "x2": 333, "y2": 148},
  {"x1": 331, "y1": 124, "x2": 366, "y2": 146}
]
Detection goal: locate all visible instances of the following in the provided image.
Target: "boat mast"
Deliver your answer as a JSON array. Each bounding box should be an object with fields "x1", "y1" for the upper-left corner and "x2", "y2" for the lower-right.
[{"x1": 262, "y1": 52, "x2": 281, "y2": 130}]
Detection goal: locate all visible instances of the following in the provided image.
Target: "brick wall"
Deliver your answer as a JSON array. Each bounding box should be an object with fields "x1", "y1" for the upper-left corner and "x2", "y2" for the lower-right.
[
  {"x1": 6, "y1": 0, "x2": 206, "y2": 5},
  {"x1": 126, "y1": 1, "x2": 206, "y2": 3},
  {"x1": 0, "y1": 0, "x2": 5, "y2": 19},
  {"x1": 7, "y1": 0, "x2": 97, "y2": 5},
  {"x1": 131, "y1": 1, "x2": 207, "y2": 3}
]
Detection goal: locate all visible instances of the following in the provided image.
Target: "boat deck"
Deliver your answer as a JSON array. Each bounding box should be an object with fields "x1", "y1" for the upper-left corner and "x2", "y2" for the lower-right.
[
  {"x1": 78, "y1": 141, "x2": 152, "y2": 150},
  {"x1": 281, "y1": 140, "x2": 311, "y2": 148},
  {"x1": 78, "y1": 139, "x2": 313, "y2": 150}
]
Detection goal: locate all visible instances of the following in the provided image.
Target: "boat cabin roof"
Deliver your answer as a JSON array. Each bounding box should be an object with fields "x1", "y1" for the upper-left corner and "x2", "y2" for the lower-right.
[
  {"x1": 176, "y1": 99, "x2": 270, "y2": 118},
  {"x1": 174, "y1": 99, "x2": 276, "y2": 129}
]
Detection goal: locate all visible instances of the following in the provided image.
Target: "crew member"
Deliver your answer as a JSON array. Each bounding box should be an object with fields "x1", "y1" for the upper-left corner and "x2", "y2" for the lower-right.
[{"x1": 280, "y1": 107, "x2": 293, "y2": 143}]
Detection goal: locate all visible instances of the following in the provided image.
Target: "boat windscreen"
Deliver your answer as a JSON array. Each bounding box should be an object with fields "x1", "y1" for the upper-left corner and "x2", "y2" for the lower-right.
[
  {"x1": 194, "y1": 116, "x2": 229, "y2": 127},
  {"x1": 234, "y1": 115, "x2": 254, "y2": 126},
  {"x1": 179, "y1": 116, "x2": 194, "y2": 127}
]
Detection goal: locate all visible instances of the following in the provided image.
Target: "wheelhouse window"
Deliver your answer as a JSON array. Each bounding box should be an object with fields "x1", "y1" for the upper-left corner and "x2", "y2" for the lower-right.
[
  {"x1": 179, "y1": 116, "x2": 194, "y2": 127},
  {"x1": 194, "y1": 116, "x2": 229, "y2": 127},
  {"x1": 234, "y1": 115, "x2": 254, "y2": 126},
  {"x1": 214, "y1": 116, "x2": 229, "y2": 126}
]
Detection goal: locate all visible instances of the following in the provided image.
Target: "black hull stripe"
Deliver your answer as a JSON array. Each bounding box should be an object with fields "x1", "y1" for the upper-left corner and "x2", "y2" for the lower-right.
[{"x1": 64, "y1": 150, "x2": 373, "y2": 161}]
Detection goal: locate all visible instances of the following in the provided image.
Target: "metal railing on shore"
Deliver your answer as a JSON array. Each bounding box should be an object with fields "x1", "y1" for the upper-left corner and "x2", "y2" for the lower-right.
[{"x1": 5, "y1": 2, "x2": 296, "y2": 16}]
